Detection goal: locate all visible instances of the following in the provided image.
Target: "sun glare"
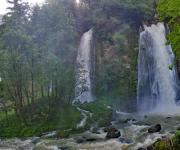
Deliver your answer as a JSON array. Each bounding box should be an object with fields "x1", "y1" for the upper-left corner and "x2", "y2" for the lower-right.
[{"x1": 76, "y1": 0, "x2": 80, "y2": 4}]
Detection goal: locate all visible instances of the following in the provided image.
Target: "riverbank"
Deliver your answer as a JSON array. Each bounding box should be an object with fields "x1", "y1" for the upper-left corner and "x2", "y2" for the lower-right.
[
  {"x1": 0, "y1": 97, "x2": 113, "y2": 138},
  {"x1": 0, "y1": 110, "x2": 180, "y2": 150}
]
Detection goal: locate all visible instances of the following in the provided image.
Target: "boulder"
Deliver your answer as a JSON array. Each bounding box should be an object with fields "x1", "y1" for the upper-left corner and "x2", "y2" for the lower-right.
[
  {"x1": 117, "y1": 118, "x2": 137, "y2": 124},
  {"x1": 177, "y1": 126, "x2": 180, "y2": 131},
  {"x1": 119, "y1": 137, "x2": 133, "y2": 144},
  {"x1": 137, "y1": 148, "x2": 146, "y2": 150},
  {"x1": 103, "y1": 127, "x2": 109, "y2": 132},
  {"x1": 91, "y1": 128, "x2": 101, "y2": 134},
  {"x1": 84, "y1": 137, "x2": 97, "y2": 142},
  {"x1": 76, "y1": 137, "x2": 85, "y2": 144},
  {"x1": 105, "y1": 127, "x2": 121, "y2": 139},
  {"x1": 103, "y1": 126, "x2": 117, "y2": 132},
  {"x1": 147, "y1": 145, "x2": 154, "y2": 150},
  {"x1": 75, "y1": 134, "x2": 102, "y2": 144},
  {"x1": 148, "y1": 124, "x2": 161, "y2": 133},
  {"x1": 58, "y1": 147, "x2": 70, "y2": 150},
  {"x1": 90, "y1": 124, "x2": 101, "y2": 134},
  {"x1": 31, "y1": 137, "x2": 40, "y2": 144},
  {"x1": 166, "y1": 117, "x2": 172, "y2": 119}
]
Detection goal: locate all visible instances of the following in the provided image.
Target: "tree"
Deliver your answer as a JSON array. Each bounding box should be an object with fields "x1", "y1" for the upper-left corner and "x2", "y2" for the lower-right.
[
  {"x1": 0, "y1": 0, "x2": 77, "y2": 125},
  {"x1": 157, "y1": 0, "x2": 180, "y2": 58}
]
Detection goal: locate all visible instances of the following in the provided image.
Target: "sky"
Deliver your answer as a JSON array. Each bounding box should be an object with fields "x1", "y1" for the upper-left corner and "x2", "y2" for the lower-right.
[{"x1": 0, "y1": 0, "x2": 45, "y2": 15}]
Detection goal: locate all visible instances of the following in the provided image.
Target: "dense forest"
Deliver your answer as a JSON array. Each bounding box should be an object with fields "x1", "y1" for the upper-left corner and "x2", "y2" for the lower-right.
[{"x1": 0, "y1": 0, "x2": 180, "y2": 150}]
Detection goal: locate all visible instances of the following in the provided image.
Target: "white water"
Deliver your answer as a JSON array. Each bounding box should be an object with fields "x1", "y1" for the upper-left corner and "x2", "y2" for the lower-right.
[
  {"x1": 76, "y1": 106, "x2": 92, "y2": 128},
  {"x1": 73, "y1": 29, "x2": 94, "y2": 103},
  {"x1": 1, "y1": 115, "x2": 179, "y2": 150},
  {"x1": 137, "y1": 23, "x2": 180, "y2": 115}
]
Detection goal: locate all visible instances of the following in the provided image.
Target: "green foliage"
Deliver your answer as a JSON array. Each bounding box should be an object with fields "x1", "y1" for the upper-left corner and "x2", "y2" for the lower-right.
[
  {"x1": 95, "y1": 23, "x2": 138, "y2": 103},
  {"x1": 154, "y1": 131, "x2": 180, "y2": 150},
  {"x1": 80, "y1": 98, "x2": 113, "y2": 127},
  {"x1": 0, "y1": 98, "x2": 81, "y2": 137},
  {"x1": 89, "y1": 0, "x2": 155, "y2": 27},
  {"x1": 172, "y1": 131, "x2": 180, "y2": 150},
  {"x1": 0, "y1": 0, "x2": 157, "y2": 137},
  {"x1": 81, "y1": 1, "x2": 146, "y2": 104},
  {"x1": 168, "y1": 64, "x2": 174, "y2": 70},
  {"x1": 57, "y1": 130, "x2": 70, "y2": 138},
  {"x1": 157, "y1": 0, "x2": 180, "y2": 58},
  {"x1": 0, "y1": 0, "x2": 77, "y2": 126},
  {"x1": 155, "y1": 140, "x2": 170, "y2": 150}
]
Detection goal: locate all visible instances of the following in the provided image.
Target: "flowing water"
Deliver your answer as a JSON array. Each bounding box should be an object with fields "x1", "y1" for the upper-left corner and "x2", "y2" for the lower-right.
[
  {"x1": 0, "y1": 114, "x2": 179, "y2": 150},
  {"x1": 75, "y1": 106, "x2": 92, "y2": 128},
  {"x1": 137, "y1": 22, "x2": 180, "y2": 114},
  {"x1": 73, "y1": 29, "x2": 94, "y2": 104},
  {"x1": 1, "y1": 23, "x2": 180, "y2": 150}
]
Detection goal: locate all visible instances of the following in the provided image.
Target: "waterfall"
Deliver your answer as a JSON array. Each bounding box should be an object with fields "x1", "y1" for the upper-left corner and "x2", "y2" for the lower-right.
[
  {"x1": 73, "y1": 29, "x2": 94, "y2": 103},
  {"x1": 137, "y1": 22, "x2": 180, "y2": 114}
]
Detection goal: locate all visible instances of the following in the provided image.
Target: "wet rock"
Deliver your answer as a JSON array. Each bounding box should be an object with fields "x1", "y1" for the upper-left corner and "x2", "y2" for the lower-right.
[
  {"x1": 132, "y1": 118, "x2": 137, "y2": 122},
  {"x1": 166, "y1": 117, "x2": 172, "y2": 119},
  {"x1": 85, "y1": 137, "x2": 97, "y2": 142},
  {"x1": 169, "y1": 131, "x2": 176, "y2": 134},
  {"x1": 137, "y1": 148, "x2": 146, "y2": 150},
  {"x1": 144, "y1": 115, "x2": 148, "y2": 119},
  {"x1": 91, "y1": 129, "x2": 100, "y2": 134},
  {"x1": 148, "y1": 124, "x2": 161, "y2": 133},
  {"x1": 103, "y1": 127, "x2": 108, "y2": 132},
  {"x1": 105, "y1": 127, "x2": 121, "y2": 139},
  {"x1": 90, "y1": 124, "x2": 101, "y2": 134},
  {"x1": 118, "y1": 118, "x2": 137, "y2": 124},
  {"x1": 140, "y1": 127, "x2": 149, "y2": 133},
  {"x1": 119, "y1": 137, "x2": 133, "y2": 144},
  {"x1": 83, "y1": 134, "x2": 101, "y2": 142},
  {"x1": 76, "y1": 137, "x2": 85, "y2": 144},
  {"x1": 134, "y1": 121, "x2": 151, "y2": 126},
  {"x1": 177, "y1": 126, "x2": 180, "y2": 130},
  {"x1": 103, "y1": 126, "x2": 116, "y2": 132},
  {"x1": 147, "y1": 145, "x2": 154, "y2": 150},
  {"x1": 125, "y1": 118, "x2": 137, "y2": 123},
  {"x1": 59, "y1": 146, "x2": 70, "y2": 150},
  {"x1": 31, "y1": 137, "x2": 40, "y2": 144},
  {"x1": 75, "y1": 134, "x2": 102, "y2": 143}
]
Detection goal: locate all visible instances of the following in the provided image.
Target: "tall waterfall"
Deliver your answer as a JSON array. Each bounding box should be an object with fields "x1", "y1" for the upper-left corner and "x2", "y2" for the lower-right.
[
  {"x1": 137, "y1": 23, "x2": 180, "y2": 114},
  {"x1": 73, "y1": 29, "x2": 94, "y2": 103}
]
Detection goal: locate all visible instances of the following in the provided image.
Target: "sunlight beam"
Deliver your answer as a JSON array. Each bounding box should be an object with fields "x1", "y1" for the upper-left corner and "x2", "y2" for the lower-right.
[{"x1": 76, "y1": 0, "x2": 80, "y2": 5}]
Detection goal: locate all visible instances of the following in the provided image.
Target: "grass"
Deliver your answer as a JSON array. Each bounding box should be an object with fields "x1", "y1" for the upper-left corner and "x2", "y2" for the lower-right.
[
  {"x1": 154, "y1": 131, "x2": 180, "y2": 150},
  {"x1": 0, "y1": 96, "x2": 120, "y2": 138},
  {"x1": 0, "y1": 98, "x2": 82, "y2": 137},
  {"x1": 80, "y1": 97, "x2": 113, "y2": 127}
]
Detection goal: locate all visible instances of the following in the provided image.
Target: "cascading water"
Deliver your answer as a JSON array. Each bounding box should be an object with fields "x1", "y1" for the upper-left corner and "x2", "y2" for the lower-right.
[
  {"x1": 73, "y1": 29, "x2": 94, "y2": 103},
  {"x1": 137, "y1": 22, "x2": 180, "y2": 114}
]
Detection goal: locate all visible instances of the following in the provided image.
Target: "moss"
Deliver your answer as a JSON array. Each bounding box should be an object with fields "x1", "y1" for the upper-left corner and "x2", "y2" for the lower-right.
[
  {"x1": 57, "y1": 130, "x2": 70, "y2": 138},
  {"x1": 172, "y1": 131, "x2": 180, "y2": 150},
  {"x1": 80, "y1": 98, "x2": 113, "y2": 127},
  {"x1": 154, "y1": 140, "x2": 169, "y2": 150},
  {"x1": 154, "y1": 132, "x2": 180, "y2": 150}
]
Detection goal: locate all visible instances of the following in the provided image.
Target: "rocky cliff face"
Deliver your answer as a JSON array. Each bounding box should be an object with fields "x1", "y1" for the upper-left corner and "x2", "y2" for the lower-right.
[{"x1": 74, "y1": 0, "x2": 159, "y2": 109}]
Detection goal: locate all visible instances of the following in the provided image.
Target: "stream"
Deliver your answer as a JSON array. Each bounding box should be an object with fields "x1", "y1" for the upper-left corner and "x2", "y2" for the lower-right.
[
  {"x1": 0, "y1": 113, "x2": 180, "y2": 150},
  {"x1": 75, "y1": 106, "x2": 92, "y2": 128}
]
